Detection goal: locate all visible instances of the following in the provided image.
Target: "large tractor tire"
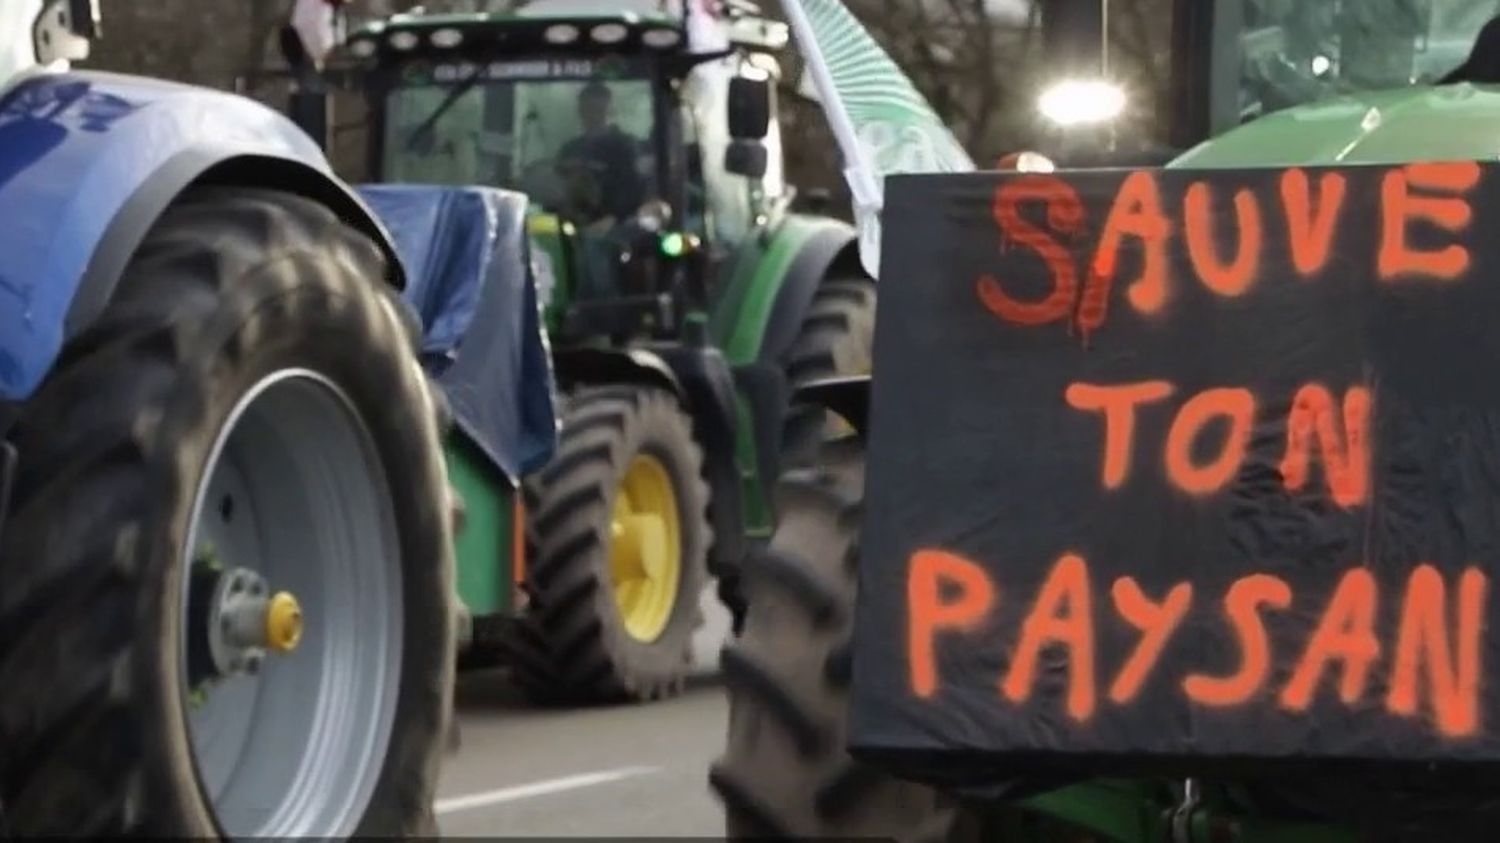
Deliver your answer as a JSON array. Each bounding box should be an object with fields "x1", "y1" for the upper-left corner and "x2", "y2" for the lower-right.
[
  {"x1": 0, "y1": 188, "x2": 454, "y2": 837},
  {"x1": 780, "y1": 278, "x2": 876, "y2": 468},
  {"x1": 512, "y1": 386, "x2": 711, "y2": 703},
  {"x1": 709, "y1": 435, "x2": 970, "y2": 841}
]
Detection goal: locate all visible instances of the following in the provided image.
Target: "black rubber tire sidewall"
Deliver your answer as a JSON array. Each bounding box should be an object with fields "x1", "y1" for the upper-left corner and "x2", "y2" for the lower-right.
[
  {"x1": 780, "y1": 278, "x2": 876, "y2": 469},
  {"x1": 514, "y1": 387, "x2": 710, "y2": 703},
  {"x1": 0, "y1": 188, "x2": 452, "y2": 837},
  {"x1": 711, "y1": 436, "x2": 965, "y2": 841}
]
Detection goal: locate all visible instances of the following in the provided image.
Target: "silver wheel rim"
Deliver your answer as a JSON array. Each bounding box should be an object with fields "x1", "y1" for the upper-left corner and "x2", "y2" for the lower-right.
[{"x1": 179, "y1": 369, "x2": 403, "y2": 838}]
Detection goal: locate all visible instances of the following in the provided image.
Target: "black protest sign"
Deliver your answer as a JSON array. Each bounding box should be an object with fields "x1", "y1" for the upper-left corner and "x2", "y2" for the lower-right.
[{"x1": 850, "y1": 162, "x2": 1500, "y2": 779}]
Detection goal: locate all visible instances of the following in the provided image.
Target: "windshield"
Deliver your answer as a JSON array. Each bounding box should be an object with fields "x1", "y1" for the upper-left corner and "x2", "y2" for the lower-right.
[
  {"x1": 1235, "y1": 0, "x2": 1500, "y2": 121},
  {"x1": 380, "y1": 56, "x2": 658, "y2": 222}
]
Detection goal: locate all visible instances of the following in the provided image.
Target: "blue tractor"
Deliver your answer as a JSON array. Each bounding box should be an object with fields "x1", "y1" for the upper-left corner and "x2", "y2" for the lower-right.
[{"x1": 0, "y1": 1, "x2": 556, "y2": 835}]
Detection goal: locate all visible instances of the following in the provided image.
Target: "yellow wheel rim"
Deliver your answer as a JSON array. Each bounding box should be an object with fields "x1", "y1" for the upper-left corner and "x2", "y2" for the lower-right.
[{"x1": 608, "y1": 454, "x2": 682, "y2": 642}]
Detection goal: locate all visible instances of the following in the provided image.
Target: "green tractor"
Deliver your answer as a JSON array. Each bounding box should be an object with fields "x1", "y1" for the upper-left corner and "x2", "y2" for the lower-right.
[
  {"x1": 712, "y1": 0, "x2": 1500, "y2": 840},
  {"x1": 333, "y1": 0, "x2": 875, "y2": 704}
]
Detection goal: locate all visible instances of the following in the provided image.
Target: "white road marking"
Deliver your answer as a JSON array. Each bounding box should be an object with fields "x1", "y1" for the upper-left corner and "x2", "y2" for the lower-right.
[{"x1": 435, "y1": 766, "x2": 661, "y2": 815}]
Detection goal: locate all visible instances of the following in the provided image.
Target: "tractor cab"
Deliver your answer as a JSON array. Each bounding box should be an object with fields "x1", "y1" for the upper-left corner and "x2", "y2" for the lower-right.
[
  {"x1": 1039, "y1": 0, "x2": 1500, "y2": 166},
  {"x1": 1176, "y1": 0, "x2": 1500, "y2": 158},
  {"x1": 346, "y1": 2, "x2": 791, "y2": 345}
]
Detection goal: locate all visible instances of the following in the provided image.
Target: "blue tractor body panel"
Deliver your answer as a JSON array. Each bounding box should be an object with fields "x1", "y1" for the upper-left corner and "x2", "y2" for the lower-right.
[
  {"x1": 356, "y1": 184, "x2": 559, "y2": 482},
  {"x1": 0, "y1": 69, "x2": 402, "y2": 402}
]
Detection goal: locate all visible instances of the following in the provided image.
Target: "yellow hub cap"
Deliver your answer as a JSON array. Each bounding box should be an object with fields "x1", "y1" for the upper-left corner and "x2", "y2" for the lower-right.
[
  {"x1": 608, "y1": 455, "x2": 682, "y2": 642},
  {"x1": 265, "y1": 591, "x2": 304, "y2": 653}
]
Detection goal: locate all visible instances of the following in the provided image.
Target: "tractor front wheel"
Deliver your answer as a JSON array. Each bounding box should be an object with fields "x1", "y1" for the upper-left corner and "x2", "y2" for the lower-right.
[
  {"x1": 0, "y1": 188, "x2": 453, "y2": 836},
  {"x1": 709, "y1": 435, "x2": 971, "y2": 841},
  {"x1": 512, "y1": 386, "x2": 711, "y2": 703},
  {"x1": 780, "y1": 278, "x2": 876, "y2": 467}
]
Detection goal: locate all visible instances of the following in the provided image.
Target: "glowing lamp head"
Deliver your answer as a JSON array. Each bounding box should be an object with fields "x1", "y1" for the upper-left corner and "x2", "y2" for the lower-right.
[
  {"x1": 591, "y1": 23, "x2": 629, "y2": 44},
  {"x1": 545, "y1": 23, "x2": 581, "y2": 45},
  {"x1": 660, "y1": 232, "x2": 687, "y2": 258},
  {"x1": 348, "y1": 37, "x2": 377, "y2": 58},
  {"x1": 1038, "y1": 79, "x2": 1127, "y2": 127},
  {"x1": 996, "y1": 151, "x2": 1058, "y2": 173}
]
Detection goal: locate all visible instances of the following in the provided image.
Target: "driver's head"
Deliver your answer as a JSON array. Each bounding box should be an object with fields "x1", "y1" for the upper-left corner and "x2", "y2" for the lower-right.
[{"x1": 578, "y1": 81, "x2": 611, "y2": 133}]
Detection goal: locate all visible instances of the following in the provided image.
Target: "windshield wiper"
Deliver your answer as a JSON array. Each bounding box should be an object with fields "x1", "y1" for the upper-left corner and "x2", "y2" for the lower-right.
[{"x1": 404, "y1": 74, "x2": 482, "y2": 152}]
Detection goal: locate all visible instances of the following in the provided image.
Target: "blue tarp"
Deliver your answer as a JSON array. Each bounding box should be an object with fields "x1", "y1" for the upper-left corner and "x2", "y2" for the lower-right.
[{"x1": 356, "y1": 184, "x2": 558, "y2": 483}]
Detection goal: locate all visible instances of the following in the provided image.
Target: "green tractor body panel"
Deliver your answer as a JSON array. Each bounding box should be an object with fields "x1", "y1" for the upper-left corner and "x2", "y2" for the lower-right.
[
  {"x1": 1012, "y1": 780, "x2": 1356, "y2": 843},
  {"x1": 734, "y1": 395, "x2": 773, "y2": 537},
  {"x1": 445, "y1": 435, "x2": 517, "y2": 617},
  {"x1": 711, "y1": 212, "x2": 856, "y2": 366},
  {"x1": 709, "y1": 212, "x2": 859, "y2": 538},
  {"x1": 1171, "y1": 83, "x2": 1500, "y2": 170}
]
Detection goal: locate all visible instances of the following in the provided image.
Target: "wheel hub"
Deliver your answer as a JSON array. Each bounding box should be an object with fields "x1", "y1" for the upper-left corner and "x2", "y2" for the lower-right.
[
  {"x1": 611, "y1": 514, "x2": 669, "y2": 580},
  {"x1": 607, "y1": 455, "x2": 682, "y2": 643},
  {"x1": 187, "y1": 564, "x2": 306, "y2": 689},
  {"x1": 265, "y1": 591, "x2": 305, "y2": 653}
]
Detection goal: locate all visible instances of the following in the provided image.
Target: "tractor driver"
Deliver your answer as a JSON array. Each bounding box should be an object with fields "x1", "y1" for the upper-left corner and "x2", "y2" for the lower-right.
[{"x1": 556, "y1": 80, "x2": 647, "y2": 229}]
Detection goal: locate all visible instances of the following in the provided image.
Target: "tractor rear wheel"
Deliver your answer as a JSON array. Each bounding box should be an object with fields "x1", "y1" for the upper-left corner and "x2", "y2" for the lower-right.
[
  {"x1": 0, "y1": 188, "x2": 454, "y2": 836},
  {"x1": 512, "y1": 386, "x2": 711, "y2": 703},
  {"x1": 780, "y1": 278, "x2": 876, "y2": 468},
  {"x1": 709, "y1": 435, "x2": 970, "y2": 841}
]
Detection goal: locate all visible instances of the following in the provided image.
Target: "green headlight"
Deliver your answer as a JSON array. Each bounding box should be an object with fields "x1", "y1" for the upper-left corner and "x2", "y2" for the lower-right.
[{"x1": 660, "y1": 232, "x2": 687, "y2": 258}]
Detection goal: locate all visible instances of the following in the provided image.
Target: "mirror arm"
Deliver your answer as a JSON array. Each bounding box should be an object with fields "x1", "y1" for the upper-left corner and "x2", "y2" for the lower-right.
[{"x1": 666, "y1": 47, "x2": 737, "y2": 77}]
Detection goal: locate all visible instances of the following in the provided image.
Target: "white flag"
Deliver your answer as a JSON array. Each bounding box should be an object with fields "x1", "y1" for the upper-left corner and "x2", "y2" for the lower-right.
[
  {"x1": 290, "y1": 0, "x2": 345, "y2": 68},
  {"x1": 685, "y1": 0, "x2": 730, "y2": 54},
  {"x1": 782, "y1": 0, "x2": 974, "y2": 278}
]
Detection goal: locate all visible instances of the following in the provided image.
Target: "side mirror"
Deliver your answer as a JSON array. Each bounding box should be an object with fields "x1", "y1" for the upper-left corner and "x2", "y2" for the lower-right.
[
  {"x1": 35, "y1": 0, "x2": 97, "y2": 62},
  {"x1": 727, "y1": 77, "x2": 772, "y2": 140},
  {"x1": 67, "y1": 0, "x2": 100, "y2": 39},
  {"x1": 725, "y1": 139, "x2": 769, "y2": 180}
]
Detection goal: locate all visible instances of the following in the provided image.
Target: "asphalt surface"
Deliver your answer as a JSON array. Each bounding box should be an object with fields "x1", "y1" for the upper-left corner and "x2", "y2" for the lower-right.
[{"x1": 435, "y1": 589, "x2": 734, "y2": 837}]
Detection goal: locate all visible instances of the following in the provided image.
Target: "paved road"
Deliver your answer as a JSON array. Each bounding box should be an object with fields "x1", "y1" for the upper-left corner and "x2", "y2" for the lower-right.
[
  {"x1": 435, "y1": 589, "x2": 735, "y2": 837},
  {"x1": 436, "y1": 673, "x2": 728, "y2": 837}
]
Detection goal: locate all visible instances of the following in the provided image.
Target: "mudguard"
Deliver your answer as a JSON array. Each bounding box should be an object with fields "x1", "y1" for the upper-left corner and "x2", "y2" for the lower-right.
[
  {"x1": 550, "y1": 346, "x2": 681, "y2": 397},
  {"x1": 355, "y1": 184, "x2": 560, "y2": 484},
  {"x1": 793, "y1": 375, "x2": 871, "y2": 438},
  {"x1": 757, "y1": 216, "x2": 866, "y2": 367},
  {"x1": 0, "y1": 70, "x2": 404, "y2": 403},
  {"x1": 713, "y1": 213, "x2": 865, "y2": 367}
]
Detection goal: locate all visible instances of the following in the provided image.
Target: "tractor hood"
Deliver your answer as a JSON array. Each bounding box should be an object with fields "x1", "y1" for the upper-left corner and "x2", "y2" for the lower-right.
[{"x1": 1169, "y1": 82, "x2": 1500, "y2": 170}]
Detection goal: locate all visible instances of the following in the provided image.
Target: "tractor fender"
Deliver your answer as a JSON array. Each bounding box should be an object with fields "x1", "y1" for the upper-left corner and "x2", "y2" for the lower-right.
[
  {"x1": 714, "y1": 213, "x2": 863, "y2": 368},
  {"x1": 551, "y1": 346, "x2": 683, "y2": 397},
  {"x1": 554, "y1": 344, "x2": 747, "y2": 579},
  {"x1": 794, "y1": 375, "x2": 872, "y2": 439},
  {"x1": 756, "y1": 214, "x2": 867, "y2": 367},
  {"x1": 0, "y1": 70, "x2": 404, "y2": 403}
]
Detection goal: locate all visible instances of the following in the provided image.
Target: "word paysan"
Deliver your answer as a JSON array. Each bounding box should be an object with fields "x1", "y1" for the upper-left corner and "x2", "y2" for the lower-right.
[{"x1": 906, "y1": 551, "x2": 1487, "y2": 738}]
